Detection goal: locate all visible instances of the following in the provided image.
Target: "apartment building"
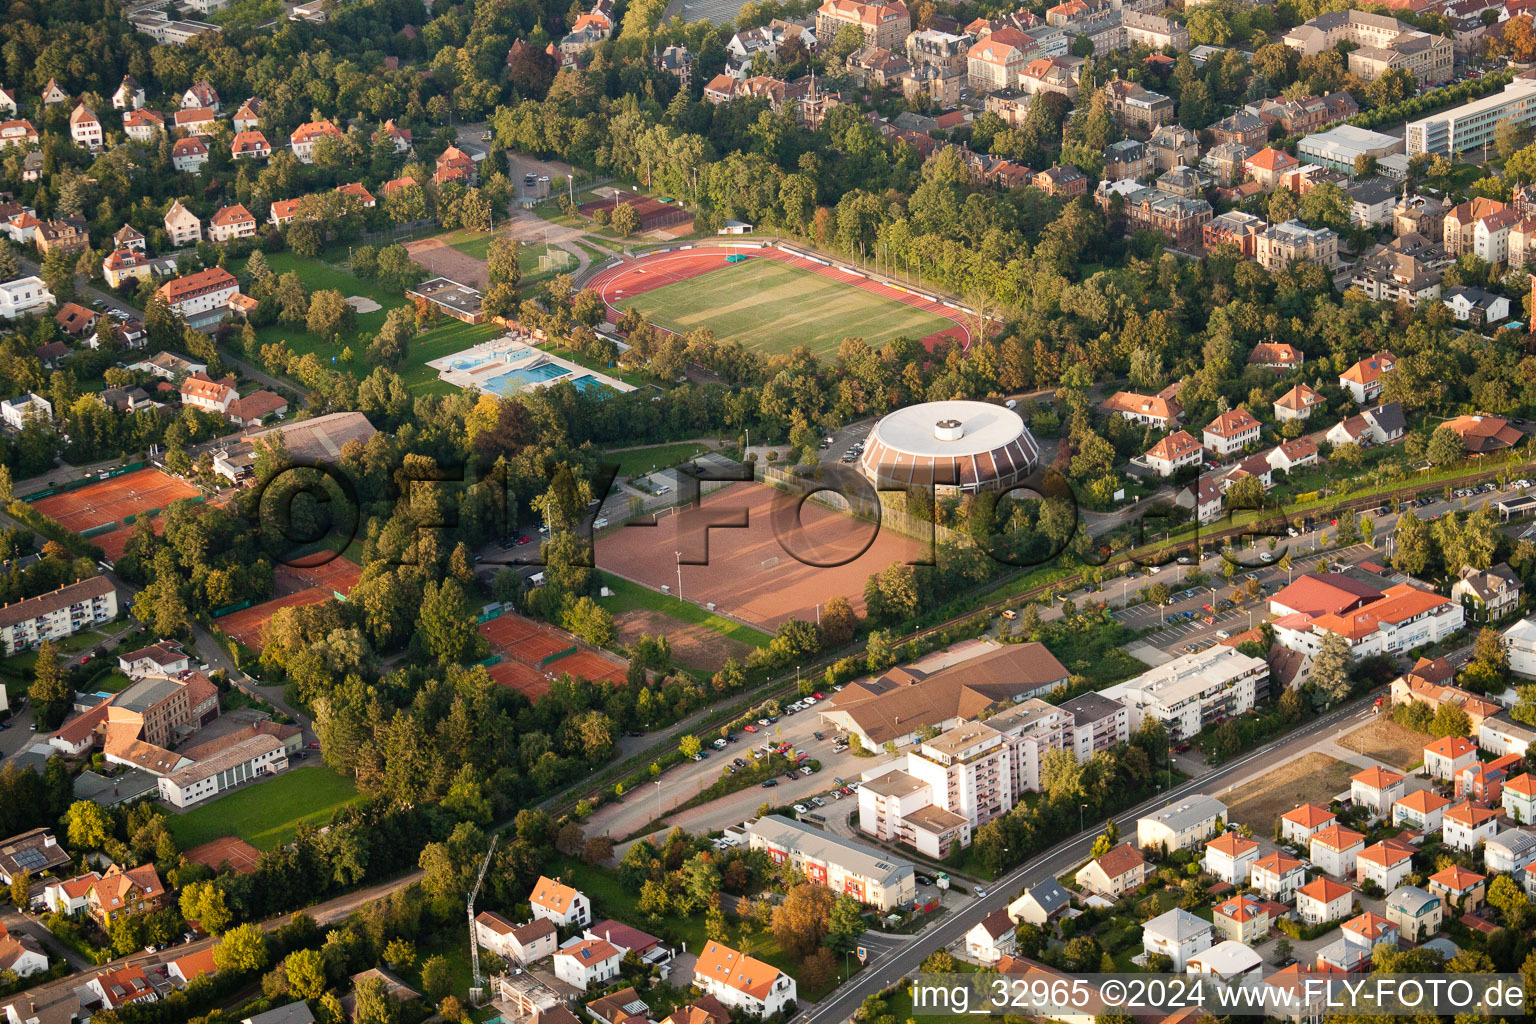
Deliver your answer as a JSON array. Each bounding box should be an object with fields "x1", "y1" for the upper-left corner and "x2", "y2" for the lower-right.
[
  {"x1": 208, "y1": 204, "x2": 258, "y2": 243},
  {"x1": 155, "y1": 267, "x2": 240, "y2": 329},
  {"x1": 1273, "y1": 583, "x2": 1463, "y2": 659},
  {"x1": 1121, "y1": 10, "x2": 1188, "y2": 49},
  {"x1": 1211, "y1": 110, "x2": 1269, "y2": 149},
  {"x1": 817, "y1": 0, "x2": 911, "y2": 50},
  {"x1": 966, "y1": 29, "x2": 1030, "y2": 91},
  {"x1": 693, "y1": 941, "x2": 796, "y2": 1017},
  {"x1": 1101, "y1": 77, "x2": 1173, "y2": 129},
  {"x1": 1096, "y1": 181, "x2": 1211, "y2": 244},
  {"x1": 0, "y1": 576, "x2": 117, "y2": 655},
  {"x1": 1204, "y1": 210, "x2": 1265, "y2": 255},
  {"x1": 1136, "y1": 795, "x2": 1227, "y2": 853},
  {"x1": 906, "y1": 28, "x2": 972, "y2": 70},
  {"x1": 1101, "y1": 647, "x2": 1268, "y2": 741},
  {"x1": 1283, "y1": 10, "x2": 1450, "y2": 85},
  {"x1": 163, "y1": 201, "x2": 201, "y2": 246},
  {"x1": 1255, "y1": 220, "x2": 1340, "y2": 271},
  {"x1": 858, "y1": 768, "x2": 971, "y2": 858},
  {"x1": 1099, "y1": 390, "x2": 1182, "y2": 429},
  {"x1": 1444, "y1": 197, "x2": 1506, "y2": 255},
  {"x1": 1202, "y1": 408, "x2": 1262, "y2": 456},
  {"x1": 1142, "y1": 429, "x2": 1203, "y2": 477},
  {"x1": 747, "y1": 815, "x2": 915, "y2": 911},
  {"x1": 1349, "y1": 236, "x2": 1447, "y2": 305}
]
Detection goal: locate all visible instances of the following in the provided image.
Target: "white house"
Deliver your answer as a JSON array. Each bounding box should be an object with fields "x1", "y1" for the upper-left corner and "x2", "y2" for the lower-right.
[
  {"x1": 0, "y1": 392, "x2": 52, "y2": 430},
  {"x1": 1202, "y1": 833, "x2": 1259, "y2": 886},
  {"x1": 1137, "y1": 796, "x2": 1228, "y2": 853},
  {"x1": 1506, "y1": 617, "x2": 1536, "y2": 678},
  {"x1": 1393, "y1": 789, "x2": 1450, "y2": 832},
  {"x1": 1203, "y1": 408, "x2": 1263, "y2": 456},
  {"x1": 1356, "y1": 839, "x2": 1414, "y2": 891},
  {"x1": 1443, "y1": 801, "x2": 1499, "y2": 852},
  {"x1": 1504, "y1": 773, "x2": 1536, "y2": 825},
  {"x1": 1186, "y1": 940, "x2": 1263, "y2": 982},
  {"x1": 1481, "y1": 712, "x2": 1536, "y2": 758},
  {"x1": 164, "y1": 200, "x2": 202, "y2": 245},
  {"x1": 1424, "y1": 736, "x2": 1478, "y2": 780},
  {"x1": 0, "y1": 924, "x2": 47, "y2": 978},
  {"x1": 1484, "y1": 828, "x2": 1536, "y2": 874},
  {"x1": 1280, "y1": 803, "x2": 1335, "y2": 845},
  {"x1": 1309, "y1": 824, "x2": 1365, "y2": 877},
  {"x1": 1350, "y1": 765, "x2": 1406, "y2": 817},
  {"x1": 965, "y1": 909, "x2": 1017, "y2": 964},
  {"x1": 693, "y1": 941, "x2": 797, "y2": 1018},
  {"x1": 0, "y1": 276, "x2": 54, "y2": 319},
  {"x1": 1296, "y1": 878, "x2": 1355, "y2": 925},
  {"x1": 553, "y1": 938, "x2": 624, "y2": 991},
  {"x1": 69, "y1": 103, "x2": 102, "y2": 151},
  {"x1": 529, "y1": 876, "x2": 591, "y2": 928},
  {"x1": 1251, "y1": 852, "x2": 1306, "y2": 901},
  {"x1": 1339, "y1": 351, "x2": 1397, "y2": 403},
  {"x1": 1142, "y1": 908, "x2": 1212, "y2": 971},
  {"x1": 1143, "y1": 429, "x2": 1204, "y2": 477},
  {"x1": 43, "y1": 872, "x2": 100, "y2": 916}
]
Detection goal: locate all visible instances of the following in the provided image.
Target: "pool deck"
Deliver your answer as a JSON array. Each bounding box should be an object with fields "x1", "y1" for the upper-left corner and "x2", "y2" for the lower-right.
[{"x1": 427, "y1": 333, "x2": 635, "y2": 397}]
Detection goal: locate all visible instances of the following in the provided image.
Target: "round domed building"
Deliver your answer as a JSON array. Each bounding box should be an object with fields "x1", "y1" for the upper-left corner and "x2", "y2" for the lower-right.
[{"x1": 858, "y1": 400, "x2": 1041, "y2": 494}]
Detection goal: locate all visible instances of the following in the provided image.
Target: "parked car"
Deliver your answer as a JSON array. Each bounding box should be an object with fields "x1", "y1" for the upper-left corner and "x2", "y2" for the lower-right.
[
  {"x1": 761, "y1": 779, "x2": 778, "y2": 787},
  {"x1": 794, "y1": 803, "x2": 809, "y2": 814}
]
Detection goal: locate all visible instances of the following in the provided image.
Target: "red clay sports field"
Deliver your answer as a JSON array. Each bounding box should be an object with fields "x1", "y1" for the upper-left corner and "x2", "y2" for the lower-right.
[{"x1": 585, "y1": 245, "x2": 978, "y2": 352}]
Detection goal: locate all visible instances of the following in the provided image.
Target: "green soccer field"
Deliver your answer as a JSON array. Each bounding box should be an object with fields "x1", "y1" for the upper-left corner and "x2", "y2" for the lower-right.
[{"x1": 615, "y1": 259, "x2": 959, "y2": 357}]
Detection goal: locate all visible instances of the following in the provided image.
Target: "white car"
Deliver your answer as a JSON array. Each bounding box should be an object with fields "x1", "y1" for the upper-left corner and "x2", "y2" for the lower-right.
[
  {"x1": 594, "y1": 517, "x2": 609, "y2": 528},
  {"x1": 794, "y1": 803, "x2": 809, "y2": 814}
]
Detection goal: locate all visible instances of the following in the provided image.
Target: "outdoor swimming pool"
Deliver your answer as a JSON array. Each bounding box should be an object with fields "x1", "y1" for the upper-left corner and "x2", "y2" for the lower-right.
[
  {"x1": 450, "y1": 354, "x2": 494, "y2": 371},
  {"x1": 570, "y1": 374, "x2": 611, "y2": 394}
]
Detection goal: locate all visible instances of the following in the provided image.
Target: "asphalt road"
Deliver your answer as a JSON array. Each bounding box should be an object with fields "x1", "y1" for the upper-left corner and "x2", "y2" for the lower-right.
[{"x1": 796, "y1": 690, "x2": 1384, "y2": 1024}]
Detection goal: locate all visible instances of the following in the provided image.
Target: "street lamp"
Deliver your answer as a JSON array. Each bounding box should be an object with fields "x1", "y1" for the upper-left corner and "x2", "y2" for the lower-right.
[
  {"x1": 675, "y1": 550, "x2": 684, "y2": 603},
  {"x1": 654, "y1": 780, "x2": 662, "y2": 818},
  {"x1": 1079, "y1": 803, "x2": 1086, "y2": 833}
]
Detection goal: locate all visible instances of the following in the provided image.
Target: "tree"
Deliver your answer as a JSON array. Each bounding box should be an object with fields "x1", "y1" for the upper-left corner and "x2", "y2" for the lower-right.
[
  {"x1": 212, "y1": 923, "x2": 269, "y2": 974},
  {"x1": 421, "y1": 954, "x2": 453, "y2": 999},
  {"x1": 1497, "y1": 116, "x2": 1534, "y2": 160},
  {"x1": 384, "y1": 937, "x2": 416, "y2": 971},
  {"x1": 1393, "y1": 510, "x2": 1432, "y2": 575},
  {"x1": 1090, "y1": 820, "x2": 1121, "y2": 858},
  {"x1": 1427, "y1": 425, "x2": 1465, "y2": 466},
  {"x1": 820, "y1": 596, "x2": 858, "y2": 647},
  {"x1": 286, "y1": 948, "x2": 328, "y2": 1000},
  {"x1": 680, "y1": 735, "x2": 702, "y2": 759},
  {"x1": 771, "y1": 883, "x2": 834, "y2": 959},
  {"x1": 9, "y1": 869, "x2": 29, "y2": 909},
  {"x1": 611, "y1": 202, "x2": 640, "y2": 237},
  {"x1": 1311, "y1": 631, "x2": 1352, "y2": 703},
  {"x1": 28, "y1": 640, "x2": 71, "y2": 729},
  {"x1": 181, "y1": 880, "x2": 233, "y2": 934},
  {"x1": 825, "y1": 892, "x2": 865, "y2": 953},
  {"x1": 487, "y1": 237, "x2": 523, "y2": 288},
  {"x1": 65, "y1": 798, "x2": 114, "y2": 849},
  {"x1": 306, "y1": 289, "x2": 355, "y2": 339},
  {"x1": 801, "y1": 947, "x2": 837, "y2": 992},
  {"x1": 353, "y1": 974, "x2": 396, "y2": 1024}
]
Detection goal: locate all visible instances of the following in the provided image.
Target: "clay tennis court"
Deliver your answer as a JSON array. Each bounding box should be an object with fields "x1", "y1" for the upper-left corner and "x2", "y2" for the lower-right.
[
  {"x1": 478, "y1": 612, "x2": 628, "y2": 699},
  {"x1": 595, "y1": 481, "x2": 925, "y2": 630},
  {"x1": 217, "y1": 558, "x2": 363, "y2": 650},
  {"x1": 31, "y1": 469, "x2": 199, "y2": 533},
  {"x1": 404, "y1": 237, "x2": 489, "y2": 289},
  {"x1": 183, "y1": 836, "x2": 263, "y2": 875},
  {"x1": 585, "y1": 246, "x2": 977, "y2": 356}
]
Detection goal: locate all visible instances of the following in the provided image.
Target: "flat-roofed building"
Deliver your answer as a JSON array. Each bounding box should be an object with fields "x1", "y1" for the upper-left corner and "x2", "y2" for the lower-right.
[
  {"x1": 1101, "y1": 647, "x2": 1268, "y2": 741},
  {"x1": 1137, "y1": 795, "x2": 1227, "y2": 853}
]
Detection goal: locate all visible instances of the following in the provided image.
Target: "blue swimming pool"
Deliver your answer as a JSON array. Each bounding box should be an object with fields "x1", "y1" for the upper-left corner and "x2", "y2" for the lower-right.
[
  {"x1": 450, "y1": 354, "x2": 494, "y2": 370},
  {"x1": 570, "y1": 374, "x2": 612, "y2": 395},
  {"x1": 482, "y1": 362, "x2": 571, "y2": 394}
]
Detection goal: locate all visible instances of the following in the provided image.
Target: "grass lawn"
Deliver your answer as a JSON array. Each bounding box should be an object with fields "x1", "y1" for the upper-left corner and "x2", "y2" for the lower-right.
[
  {"x1": 166, "y1": 766, "x2": 364, "y2": 851},
  {"x1": 441, "y1": 227, "x2": 495, "y2": 261},
  {"x1": 599, "y1": 572, "x2": 771, "y2": 648},
  {"x1": 1340, "y1": 718, "x2": 1432, "y2": 771},
  {"x1": 234, "y1": 253, "x2": 501, "y2": 396},
  {"x1": 615, "y1": 259, "x2": 957, "y2": 358},
  {"x1": 604, "y1": 442, "x2": 711, "y2": 478}
]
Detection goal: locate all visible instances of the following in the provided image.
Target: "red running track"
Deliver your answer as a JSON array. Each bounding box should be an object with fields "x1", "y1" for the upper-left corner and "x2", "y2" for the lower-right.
[{"x1": 585, "y1": 246, "x2": 977, "y2": 350}]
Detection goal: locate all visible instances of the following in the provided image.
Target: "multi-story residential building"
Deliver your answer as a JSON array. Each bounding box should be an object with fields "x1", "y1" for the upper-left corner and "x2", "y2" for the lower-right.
[
  {"x1": 1202, "y1": 408, "x2": 1262, "y2": 456},
  {"x1": 1104, "y1": 139, "x2": 1153, "y2": 181},
  {"x1": 1425, "y1": 735, "x2": 1478, "y2": 781},
  {"x1": 966, "y1": 909, "x2": 1017, "y2": 964},
  {"x1": 1142, "y1": 908, "x2": 1212, "y2": 971},
  {"x1": 1203, "y1": 142, "x2": 1254, "y2": 187},
  {"x1": 1349, "y1": 234, "x2": 1448, "y2": 305},
  {"x1": 1099, "y1": 390, "x2": 1181, "y2": 429},
  {"x1": 1211, "y1": 110, "x2": 1269, "y2": 149},
  {"x1": 1273, "y1": 383, "x2": 1326, "y2": 422},
  {"x1": 747, "y1": 815, "x2": 915, "y2": 911},
  {"x1": 1483, "y1": 827, "x2": 1536, "y2": 874},
  {"x1": 1408, "y1": 72, "x2": 1536, "y2": 156},
  {"x1": 102, "y1": 249, "x2": 155, "y2": 289},
  {"x1": 289, "y1": 119, "x2": 343, "y2": 162},
  {"x1": 1296, "y1": 877, "x2": 1356, "y2": 925},
  {"x1": 112, "y1": 75, "x2": 145, "y2": 111},
  {"x1": 529, "y1": 877, "x2": 591, "y2": 928},
  {"x1": 1121, "y1": 9, "x2": 1188, "y2": 48},
  {"x1": 1204, "y1": 210, "x2": 1264, "y2": 254},
  {"x1": 0, "y1": 576, "x2": 117, "y2": 655},
  {"x1": 1273, "y1": 582, "x2": 1462, "y2": 659},
  {"x1": 1244, "y1": 147, "x2": 1299, "y2": 190},
  {"x1": 208, "y1": 204, "x2": 258, "y2": 243},
  {"x1": 1104, "y1": 648, "x2": 1266, "y2": 742},
  {"x1": 170, "y1": 137, "x2": 209, "y2": 173},
  {"x1": 85, "y1": 864, "x2": 166, "y2": 927},
  {"x1": 1347, "y1": 178, "x2": 1399, "y2": 227},
  {"x1": 1075, "y1": 843, "x2": 1149, "y2": 898},
  {"x1": 1393, "y1": 789, "x2": 1450, "y2": 832},
  {"x1": 1350, "y1": 766, "x2": 1406, "y2": 817},
  {"x1": 1444, "y1": 197, "x2": 1506, "y2": 255},
  {"x1": 1429, "y1": 864, "x2": 1485, "y2": 911},
  {"x1": 817, "y1": 0, "x2": 910, "y2": 50},
  {"x1": 1250, "y1": 92, "x2": 1360, "y2": 135},
  {"x1": 1251, "y1": 851, "x2": 1307, "y2": 901},
  {"x1": 1280, "y1": 803, "x2": 1336, "y2": 844},
  {"x1": 1284, "y1": 10, "x2": 1450, "y2": 85},
  {"x1": 1017, "y1": 56, "x2": 1079, "y2": 98},
  {"x1": 1503, "y1": 773, "x2": 1536, "y2": 825},
  {"x1": 1141, "y1": 429, "x2": 1203, "y2": 477},
  {"x1": 1443, "y1": 802, "x2": 1499, "y2": 851},
  {"x1": 156, "y1": 267, "x2": 240, "y2": 328},
  {"x1": 553, "y1": 938, "x2": 624, "y2": 991},
  {"x1": 0, "y1": 829, "x2": 71, "y2": 886},
  {"x1": 693, "y1": 941, "x2": 796, "y2": 1017},
  {"x1": 1310, "y1": 824, "x2": 1365, "y2": 877},
  {"x1": 1256, "y1": 220, "x2": 1340, "y2": 271},
  {"x1": 1136, "y1": 795, "x2": 1227, "y2": 853},
  {"x1": 859, "y1": 768, "x2": 970, "y2": 858},
  {"x1": 1356, "y1": 838, "x2": 1415, "y2": 891},
  {"x1": 1100, "y1": 77, "x2": 1173, "y2": 129},
  {"x1": 69, "y1": 103, "x2": 102, "y2": 151},
  {"x1": 1203, "y1": 833, "x2": 1259, "y2": 885},
  {"x1": 1267, "y1": 438, "x2": 1320, "y2": 475},
  {"x1": 901, "y1": 64, "x2": 962, "y2": 104},
  {"x1": 1326, "y1": 401, "x2": 1406, "y2": 447},
  {"x1": 1096, "y1": 180, "x2": 1211, "y2": 245},
  {"x1": 903, "y1": 722, "x2": 1012, "y2": 832},
  {"x1": 475, "y1": 913, "x2": 557, "y2": 965},
  {"x1": 163, "y1": 201, "x2": 202, "y2": 246},
  {"x1": 907, "y1": 28, "x2": 972, "y2": 70},
  {"x1": 1033, "y1": 165, "x2": 1088, "y2": 198},
  {"x1": 0, "y1": 276, "x2": 53, "y2": 320},
  {"x1": 121, "y1": 109, "x2": 163, "y2": 143},
  {"x1": 0, "y1": 392, "x2": 51, "y2": 430},
  {"x1": 966, "y1": 29, "x2": 1030, "y2": 92},
  {"x1": 1384, "y1": 885, "x2": 1442, "y2": 941},
  {"x1": 1452, "y1": 563, "x2": 1521, "y2": 623},
  {"x1": 1338, "y1": 350, "x2": 1397, "y2": 403},
  {"x1": 231, "y1": 130, "x2": 271, "y2": 160}
]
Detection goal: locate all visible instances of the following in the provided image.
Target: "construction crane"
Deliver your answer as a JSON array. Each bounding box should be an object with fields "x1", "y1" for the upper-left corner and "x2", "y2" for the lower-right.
[{"x1": 468, "y1": 834, "x2": 500, "y2": 993}]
